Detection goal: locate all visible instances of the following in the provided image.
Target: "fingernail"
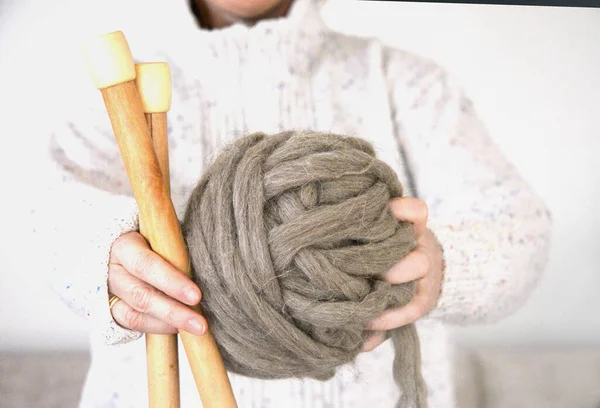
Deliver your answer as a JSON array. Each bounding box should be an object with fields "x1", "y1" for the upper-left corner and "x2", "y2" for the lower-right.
[
  {"x1": 188, "y1": 318, "x2": 205, "y2": 335},
  {"x1": 186, "y1": 288, "x2": 201, "y2": 304}
]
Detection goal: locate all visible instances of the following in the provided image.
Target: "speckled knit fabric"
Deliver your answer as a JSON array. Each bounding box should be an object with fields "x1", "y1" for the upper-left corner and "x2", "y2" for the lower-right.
[{"x1": 41, "y1": 0, "x2": 552, "y2": 407}]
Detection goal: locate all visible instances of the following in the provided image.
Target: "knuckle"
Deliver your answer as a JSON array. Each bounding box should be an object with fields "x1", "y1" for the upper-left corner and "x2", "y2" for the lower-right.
[
  {"x1": 110, "y1": 231, "x2": 143, "y2": 260},
  {"x1": 113, "y1": 232, "x2": 130, "y2": 248},
  {"x1": 415, "y1": 200, "x2": 429, "y2": 221},
  {"x1": 377, "y1": 316, "x2": 392, "y2": 331},
  {"x1": 161, "y1": 271, "x2": 175, "y2": 291},
  {"x1": 131, "y1": 285, "x2": 154, "y2": 313},
  {"x1": 106, "y1": 265, "x2": 120, "y2": 290},
  {"x1": 123, "y1": 307, "x2": 144, "y2": 331},
  {"x1": 132, "y1": 250, "x2": 156, "y2": 278},
  {"x1": 407, "y1": 305, "x2": 423, "y2": 322},
  {"x1": 416, "y1": 252, "x2": 431, "y2": 276},
  {"x1": 109, "y1": 238, "x2": 125, "y2": 263},
  {"x1": 405, "y1": 251, "x2": 428, "y2": 280},
  {"x1": 163, "y1": 306, "x2": 178, "y2": 327}
]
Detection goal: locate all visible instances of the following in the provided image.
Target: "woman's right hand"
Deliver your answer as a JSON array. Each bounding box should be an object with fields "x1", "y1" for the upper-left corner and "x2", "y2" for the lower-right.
[{"x1": 107, "y1": 231, "x2": 207, "y2": 336}]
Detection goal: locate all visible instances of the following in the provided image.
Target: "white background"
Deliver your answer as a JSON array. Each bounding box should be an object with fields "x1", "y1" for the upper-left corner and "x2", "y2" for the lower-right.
[{"x1": 0, "y1": 0, "x2": 599, "y2": 351}]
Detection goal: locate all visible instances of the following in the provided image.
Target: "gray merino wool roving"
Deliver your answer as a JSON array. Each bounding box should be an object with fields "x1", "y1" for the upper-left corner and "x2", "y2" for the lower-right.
[{"x1": 182, "y1": 130, "x2": 428, "y2": 408}]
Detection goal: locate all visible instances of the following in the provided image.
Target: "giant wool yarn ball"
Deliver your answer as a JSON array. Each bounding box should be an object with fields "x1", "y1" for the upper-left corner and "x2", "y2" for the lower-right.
[{"x1": 182, "y1": 131, "x2": 428, "y2": 408}]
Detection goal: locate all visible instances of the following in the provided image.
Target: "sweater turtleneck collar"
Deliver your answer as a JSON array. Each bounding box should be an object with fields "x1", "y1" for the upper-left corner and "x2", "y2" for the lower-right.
[{"x1": 170, "y1": 0, "x2": 329, "y2": 76}]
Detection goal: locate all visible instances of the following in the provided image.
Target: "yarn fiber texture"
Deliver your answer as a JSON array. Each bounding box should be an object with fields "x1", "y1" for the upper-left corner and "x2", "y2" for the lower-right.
[{"x1": 182, "y1": 131, "x2": 428, "y2": 408}]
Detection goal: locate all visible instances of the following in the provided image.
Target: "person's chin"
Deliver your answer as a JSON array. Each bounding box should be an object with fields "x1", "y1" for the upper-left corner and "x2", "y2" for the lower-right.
[{"x1": 215, "y1": 0, "x2": 290, "y2": 19}]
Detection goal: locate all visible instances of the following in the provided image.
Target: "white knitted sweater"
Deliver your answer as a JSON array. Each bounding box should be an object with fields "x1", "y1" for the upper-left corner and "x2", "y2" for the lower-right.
[{"x1": 44, "y1": 0, "x2": 552, "y2": 407}]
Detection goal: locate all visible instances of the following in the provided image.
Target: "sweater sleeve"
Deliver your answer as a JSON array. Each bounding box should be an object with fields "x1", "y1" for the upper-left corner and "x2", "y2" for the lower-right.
[
  {"x1": 383, "y1": 48, "x2": 553, "y2": 325},
  {"x1": 39, "y1": 101, "x2": 143, "y2": 345}
]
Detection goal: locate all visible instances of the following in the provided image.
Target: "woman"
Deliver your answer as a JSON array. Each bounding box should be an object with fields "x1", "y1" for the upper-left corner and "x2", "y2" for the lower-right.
[{"x1": 45, "y1": 0, "x2": 552, "y2": 406}]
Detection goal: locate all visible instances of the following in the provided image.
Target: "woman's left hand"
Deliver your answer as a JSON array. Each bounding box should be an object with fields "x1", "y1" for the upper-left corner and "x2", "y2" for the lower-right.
[{"x1": 362, "y1": 197, "x2": 445, "y2": 352}]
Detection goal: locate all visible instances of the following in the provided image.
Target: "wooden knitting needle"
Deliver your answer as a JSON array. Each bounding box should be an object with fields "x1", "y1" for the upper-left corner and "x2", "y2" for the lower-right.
[
  {"x1": 134, "y1": 62, "x2": 180, "y2": 408},
  {"x1": 135, "y1": 62, "x2": 171, "y2": 194},
  {"x1": 83, "y1": 31, "x2": 238, "y2": 408}
]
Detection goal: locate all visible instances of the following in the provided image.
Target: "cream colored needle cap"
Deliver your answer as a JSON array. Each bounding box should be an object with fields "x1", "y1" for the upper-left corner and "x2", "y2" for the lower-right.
[
  {"x1": 83, "y1": 31, "x2": 136, "y2": 89},
  {"x1": 135, "y1": 63, "x2": 172, "y2": 113}
]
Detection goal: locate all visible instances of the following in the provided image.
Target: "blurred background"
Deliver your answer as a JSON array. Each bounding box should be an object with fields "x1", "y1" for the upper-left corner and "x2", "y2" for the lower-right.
[{"x1": 0, "y1": 0, "x2": 599, "y2": 407}]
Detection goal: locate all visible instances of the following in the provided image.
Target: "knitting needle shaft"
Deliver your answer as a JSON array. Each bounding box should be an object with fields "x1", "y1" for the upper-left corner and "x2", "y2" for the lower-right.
[
  {"x1": 135, "y1": 62, "x2": 180, "y2": 408},
  {"x1": 83, "y1": 31, "x2": 238, "y2": 408}
]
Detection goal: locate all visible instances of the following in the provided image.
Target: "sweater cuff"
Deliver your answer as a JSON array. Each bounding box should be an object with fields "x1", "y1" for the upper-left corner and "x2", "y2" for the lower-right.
[
  {"x1": 425, "y1": 219, "x2": 501, "y2": 325},
  {"x1": 89, "y1": 201, "x2": 144, "y2": 346}
]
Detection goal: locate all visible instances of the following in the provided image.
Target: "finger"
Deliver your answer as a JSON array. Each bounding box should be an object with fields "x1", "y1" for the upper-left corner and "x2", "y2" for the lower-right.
[
  {"x1": 389, "y1": 197, "x2": 428, "y2": 236},
  {"x1": 111, "y1": 234, "x2": 201, "y2": 306},
  {"x1": 383, "y1": 247, "x2": 430, "y2": 284},
  {"x1": 111, "y1": 299, "x2": 178, "y2": 334},
  {"x1": 361, "y1": 331, "x2": 387, "y2": 352},
  {"x1": 367, "y1": 295, "x2": 429, "y2": 331},
  {"x1": 109, "y1": 264, "x2": 207, "y2": 336}
]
